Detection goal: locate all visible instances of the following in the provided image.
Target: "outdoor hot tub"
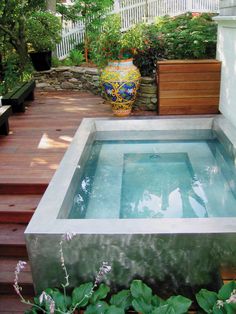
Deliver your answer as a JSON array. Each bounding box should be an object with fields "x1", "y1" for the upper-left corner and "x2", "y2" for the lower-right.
[{"x1": 25, "y1": 116, "x2": 236, "y2": 294}]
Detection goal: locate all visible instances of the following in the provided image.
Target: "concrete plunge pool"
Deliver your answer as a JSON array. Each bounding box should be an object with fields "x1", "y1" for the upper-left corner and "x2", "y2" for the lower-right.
[{"x1": 25, "y1": 116, "x2": 236, "y2": 295}]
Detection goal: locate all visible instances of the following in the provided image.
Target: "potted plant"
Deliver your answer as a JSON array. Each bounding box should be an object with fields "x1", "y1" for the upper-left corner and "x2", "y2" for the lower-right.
[
  {"x1": 90, "y1": 15, "x2": 143, "y2": 117},
  {"x1": 26, "y1": 11, "x2": 62, "y2": 71}
]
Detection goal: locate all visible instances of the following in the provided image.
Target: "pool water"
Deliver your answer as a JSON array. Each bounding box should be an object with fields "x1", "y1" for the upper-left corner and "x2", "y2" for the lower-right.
[{"x1": 68, "y1": 136, "x2": 236, "y2": 219}]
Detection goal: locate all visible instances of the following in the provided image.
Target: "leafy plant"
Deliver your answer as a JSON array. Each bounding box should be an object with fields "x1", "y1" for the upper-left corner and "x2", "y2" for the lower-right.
[
  {"x1": 133, "y1": 23, "x2": 165, "y2": 76},
  {"x1": 130, "y1": 280, "x2": 192, "y2": 314},
  {"x1": 26, "y1": 11, "x2": 62, "y2": 52},
  {"x1": 69, "y1": 49, "x2": 85, "y2": 66},
  {"x1": 57, "y1": 0, "x2": 114, "y2": 63},
  {"x1": 90, "y1": 14, "x2": 144, "y2": 68},
  {"x1": 156, "y1": 12, "x2": 217, "y2": 60},
  {"x1": 0, "y1": 0, "x2": 47, "y2": 70},
  {"x1": 133, "y1": 12, "x2": 217, "y2": 76},
  {"x1": 196, "y1": 281, "x2": 236, "y2": 313}
]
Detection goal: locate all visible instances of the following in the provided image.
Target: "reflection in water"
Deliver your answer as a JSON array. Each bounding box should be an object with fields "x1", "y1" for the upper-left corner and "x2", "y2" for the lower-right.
[
  {"x1": 121, "y1": 153, "x2": 208, "y2": 219},
  {"x1": 127, "y1": 179, "x2": 207, "y2": 219}
]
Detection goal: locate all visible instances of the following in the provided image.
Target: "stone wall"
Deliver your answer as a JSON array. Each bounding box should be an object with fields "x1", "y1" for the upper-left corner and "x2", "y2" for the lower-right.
[
  {"x1": 34, "y1": 66, "x2": 101, "y2": 95},
  {"x1": 134, "y1": 77, "x2": 157, "y2": 111},
  {"x1": 34, "y1": 66, "x2": 157, "y2": 111}
]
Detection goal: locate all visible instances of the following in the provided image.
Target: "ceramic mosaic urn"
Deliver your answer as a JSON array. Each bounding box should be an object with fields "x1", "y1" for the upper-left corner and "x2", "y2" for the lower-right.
[{"x1": 101, "y1": 59, "x2": 141, "y2": 117}]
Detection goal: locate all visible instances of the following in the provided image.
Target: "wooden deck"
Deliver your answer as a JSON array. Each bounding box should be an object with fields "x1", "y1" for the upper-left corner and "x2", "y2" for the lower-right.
[
  {"x1": 0, "y1": 90, "x2": 113, "y2": 312},
  {"x1": 0, "y1": 90, "x2": 155, "y2": 312}
]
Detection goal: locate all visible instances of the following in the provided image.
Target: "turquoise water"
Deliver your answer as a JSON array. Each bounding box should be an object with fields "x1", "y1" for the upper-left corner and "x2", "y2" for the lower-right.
[{"x1": 68, "y1": 135, "x2": 236, "y2": 219}]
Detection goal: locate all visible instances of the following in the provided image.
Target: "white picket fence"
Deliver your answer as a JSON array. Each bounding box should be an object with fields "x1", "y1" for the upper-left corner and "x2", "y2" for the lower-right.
[{"x1": 56, "y1": 0, "x2": 219, "y2": 60}]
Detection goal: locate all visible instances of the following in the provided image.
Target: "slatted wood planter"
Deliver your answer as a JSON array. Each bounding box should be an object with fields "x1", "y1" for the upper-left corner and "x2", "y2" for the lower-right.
[{"x1": 156, "y1": 60, "x2": 221, "y2": 115}]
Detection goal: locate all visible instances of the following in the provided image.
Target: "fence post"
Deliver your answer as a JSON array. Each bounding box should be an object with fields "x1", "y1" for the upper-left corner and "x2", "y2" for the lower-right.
[
  {"x1": 144, "y1": 0, "x2": 148, "y2": 22},
  {"x1": 186, "y1": 0, "x2": 193, "y2": 12},
  {"x1": 114, "y1": 0, "x2": 120, "y2": 13}
]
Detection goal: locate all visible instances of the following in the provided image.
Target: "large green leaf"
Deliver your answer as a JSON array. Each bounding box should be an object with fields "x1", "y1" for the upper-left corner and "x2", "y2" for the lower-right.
[
  {"x1": 90, "y1": 284, "x2": 110, "y2": 304},
  {"x1": 212, "y1": 303, "x2": 225, "y2": 314},
  {"x1": 132, "y1": 298, "x2": 153, "y2": 314},
  {"x1": 152, "y1": 304, "x2": 175, "y2": 314},
  {"x1": 130, "y1": 280, "x2": 153, "y2": 303},
  {"x1": 218, "y1": 281, "x2": 236, "y2": 301},
  {"x1": 196, "y1": 289, "x2": 218, "y2": 313},
  {"x1": 224, "y1": 303, "x2": 236, "y2": 314},
  {"x1": 151, "y1": 294, "x2": 165, "y2": 307},
  {"x1": 105, "y1": 305, "x2": 125, "y2": 314},
  {"x1": 84, "y1": 301, "x2": 109, "y2": 314},
  {"x1": 72, "y1": 282, "x2": 93, "y2": 308},
  {"x1": 110, "y1": 289, "x2": 132, "y2": 310},
  {"x1": 167, "y1": 295, "x2": 192, "y2": 313}
]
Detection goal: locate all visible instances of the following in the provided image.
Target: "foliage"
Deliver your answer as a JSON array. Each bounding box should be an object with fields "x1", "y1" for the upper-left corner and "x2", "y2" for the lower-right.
[
  {"x1": 0, "y1": 53, "x2": 33, "y2": 94},
  {"x1": 26, "y1": 11, "x2": 62, "y2": 52},
  {"x1": 51, "y1": 50, "x2": 85, "y2": 67},
  {"x1": 133, "y1": 23, "x2": 165, "y2": 76},
  {"x1": 22, "y1": 279, "x2": 193, "y2": 314},
  {"x1": 69, "y1": 49, "x2": 85, "y2": 66},
  {"x1": 57, "y1": 0, "x2": 114, "y2": 62},
  {"x1": 90, "y1": 14, "x2": 144, "y2": 68},
  {"x1": 90, "y1": 12, "x2": 216, "y2": 75},
  {"x1": 0, "y1": 0, "x2": 47, "y2": 70},
  {"x1": 196, "y1": 281, "x2": 236, "y2": 313},
  {"x1": 156, "y1": 12, "x2": 217, "y2": 59}
]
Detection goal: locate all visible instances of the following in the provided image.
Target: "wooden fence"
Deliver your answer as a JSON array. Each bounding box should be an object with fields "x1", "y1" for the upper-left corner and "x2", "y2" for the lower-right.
[{"x1": 56, "y1": 0, "x2": 219, "y2": 60}]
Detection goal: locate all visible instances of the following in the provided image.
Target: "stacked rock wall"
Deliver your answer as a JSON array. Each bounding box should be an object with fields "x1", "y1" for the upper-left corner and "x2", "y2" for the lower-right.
[{"x1": 34, "y1": 66, "x2": 157, "y2": 111}]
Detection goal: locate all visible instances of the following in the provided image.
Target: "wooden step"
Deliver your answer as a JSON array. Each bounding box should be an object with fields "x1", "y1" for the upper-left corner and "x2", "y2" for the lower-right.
[
  {"x1": 0, "y1": 195, "x2": 40, "y2": 223},
  {"x1": 0, "y1": 183, "x2": 47, "y2": 195},
  {"x1": 0, "y1": 294, "x2": 33, "y2": 313},
  {"x1": 0, "y1": 258, "x2": 34, "y2": 295},
  {"x1": 0, "y1": 224, "x2": 27, "y2": 257}
]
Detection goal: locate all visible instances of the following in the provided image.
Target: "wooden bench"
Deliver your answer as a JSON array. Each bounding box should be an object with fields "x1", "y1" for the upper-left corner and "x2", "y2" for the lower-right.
[
  {"x1": 0, "y1": 105, "x2": 12, "y2": 135},
  {"x1": 1, "y1": 80, "x2": 36, "y2": 113}
]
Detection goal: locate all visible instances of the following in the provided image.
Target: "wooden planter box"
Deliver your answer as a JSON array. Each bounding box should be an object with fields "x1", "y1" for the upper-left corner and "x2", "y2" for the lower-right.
[{"x1": 156, "y1": 60, "x2": 221, "y2": 115}]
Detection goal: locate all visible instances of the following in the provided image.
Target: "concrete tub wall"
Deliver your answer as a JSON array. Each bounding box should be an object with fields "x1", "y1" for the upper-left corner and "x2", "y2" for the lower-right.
[
  {"x1": 214, "y1": 16, "x2": 236, "y2": 128},
  {"x1": 220, "y1": 0, "x2": 236, "y2": 15},
  {"x1": 26, "y1": 232, "x2": 236, "y2": 294}
]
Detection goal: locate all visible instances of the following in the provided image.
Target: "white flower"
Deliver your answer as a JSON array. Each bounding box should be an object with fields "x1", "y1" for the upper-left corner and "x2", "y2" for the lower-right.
[
  {"x1": 216, "y1": 300, "x2": 224, "y2": 308},
  {"x1": 39, "y1": 291, "x2": 55, "y2": 314},
  {"x1": 226, "y1": 289, "x2": 236, "y2": 304}
]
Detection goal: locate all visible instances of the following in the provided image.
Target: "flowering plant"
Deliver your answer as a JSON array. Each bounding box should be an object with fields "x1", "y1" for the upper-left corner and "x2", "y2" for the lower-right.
[{"x1": 196, "y1": 281, "x2": 236, "y2": 313}]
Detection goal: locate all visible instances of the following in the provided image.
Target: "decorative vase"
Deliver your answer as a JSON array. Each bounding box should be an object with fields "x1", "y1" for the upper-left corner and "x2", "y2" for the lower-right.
[{"x1": 101, "y1": 59, "x2": 141, "y2": 117}]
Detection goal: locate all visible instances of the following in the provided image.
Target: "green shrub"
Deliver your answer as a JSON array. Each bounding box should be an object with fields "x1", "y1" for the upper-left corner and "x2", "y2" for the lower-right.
[
  {"x1": 0, "y1": 53, "x2": 32, "y2": 94},
  {"x1": 133, "y1": 23, "x2": 165, "y2": 76},
  {"x1": 196, "y1": 281, "x2": 236, "y2": 313},
  {"x1": 69, "y1": 49, "x2": 85, "y2": 66},
  {"x1": 157, "y1": 12, "x2": 217, "y2": 59},
  {"x1": 90, "y1": 14, "x2": 144, "y2": 68},
  {"x1": 26, "y1": 11, "x2": 62, "y2": 52}
]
